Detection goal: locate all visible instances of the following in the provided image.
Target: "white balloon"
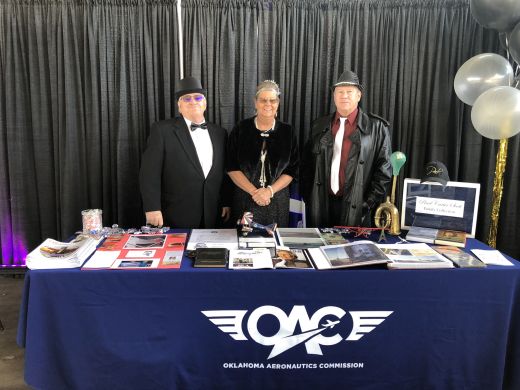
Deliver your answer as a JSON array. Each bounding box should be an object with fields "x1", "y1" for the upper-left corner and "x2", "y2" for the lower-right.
[
  {"x1": 454, "y1": 53, "x2": 514, "y2": 105},
  {"x1": 471, "y1": 86, "x2": 520, "y2": 139}
]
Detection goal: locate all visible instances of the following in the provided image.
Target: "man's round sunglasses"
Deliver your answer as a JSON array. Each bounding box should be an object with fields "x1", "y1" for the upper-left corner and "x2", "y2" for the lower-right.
[{"x1": 180, "y1": 94, "x2": 205, "y2": 103}]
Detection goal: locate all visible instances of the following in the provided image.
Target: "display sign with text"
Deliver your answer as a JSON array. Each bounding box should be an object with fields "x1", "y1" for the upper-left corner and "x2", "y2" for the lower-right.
[{"x1": 401, "y1": 179, "x2": 480, "y2": 237}]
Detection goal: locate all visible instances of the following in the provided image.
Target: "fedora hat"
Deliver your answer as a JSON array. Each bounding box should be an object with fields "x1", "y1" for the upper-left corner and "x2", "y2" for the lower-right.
[
  {"x1": 332, "y1": 70, "x2": 363, "y2": 92},
  {"x1": 421, "y1": 161, "x2": 450, "y2": 186},
  {"x1": 175, "y1": 76, "x2": 206, "y2": 100}
]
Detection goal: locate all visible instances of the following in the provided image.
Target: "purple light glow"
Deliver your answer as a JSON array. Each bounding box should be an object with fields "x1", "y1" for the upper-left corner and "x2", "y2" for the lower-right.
[{"x1": 1, "y1": 231, "x2": 28, "y2": 266}]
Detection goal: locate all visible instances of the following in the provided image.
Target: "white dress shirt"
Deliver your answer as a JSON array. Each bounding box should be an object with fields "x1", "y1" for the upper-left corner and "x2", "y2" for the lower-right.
[{"x1": 184, "y1": 118, "x2": 213, "y2": 178}]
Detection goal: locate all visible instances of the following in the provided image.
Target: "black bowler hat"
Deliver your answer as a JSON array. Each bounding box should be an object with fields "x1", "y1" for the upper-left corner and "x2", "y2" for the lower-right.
[
  {"x1": 421, "y1": 161, "x2": 450, "y2": 186},
  {"x1": 175, "y1": 76, "x2": 206, "y2": 100},
  {"x1": 332, "y1": 70, "x2": 363, "y2": 92}
]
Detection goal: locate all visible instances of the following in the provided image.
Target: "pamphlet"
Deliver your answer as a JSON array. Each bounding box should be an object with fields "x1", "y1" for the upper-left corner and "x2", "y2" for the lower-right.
[
  {"x1": 228, "y1": 248, "x2": 273, "y2": 270},
  {"x1": 470, "y1": 249, "x2": 514, "y2": 266}
]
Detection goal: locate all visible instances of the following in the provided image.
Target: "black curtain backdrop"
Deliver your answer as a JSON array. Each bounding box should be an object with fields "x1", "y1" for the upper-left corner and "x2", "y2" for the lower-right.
[{"x1": 0, "y1": 0, "x2": 518, "y2": 265}]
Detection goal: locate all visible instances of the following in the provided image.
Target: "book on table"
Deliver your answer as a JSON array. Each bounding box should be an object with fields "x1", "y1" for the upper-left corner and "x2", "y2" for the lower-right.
[
  {"x1": 406, "y1": 226, "x2": 467, "y2": 248},
  {"x1": 434, "y1": 229, "x2": 467, "y2": 247},
  {"x1": 193, "y1": 247, "x2": 228, "y2": 268},
  {"x1": 307, "y1": 241, "x2": 390, "y2": 270},
  {"x1": 405, "y1": 226, "x2": 439, "y2": 244},
  {"x1": 378, "y1": 243, "x2": 454, "y2": 269},
  {"x1": 432, "y1": 245, "x2": 486, "y2": 268}
]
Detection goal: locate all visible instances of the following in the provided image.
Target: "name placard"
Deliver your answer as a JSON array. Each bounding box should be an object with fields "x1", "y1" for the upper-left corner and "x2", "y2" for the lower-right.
[{"x1": 415, "y1": 197, "x2": 465, "y2": 218}]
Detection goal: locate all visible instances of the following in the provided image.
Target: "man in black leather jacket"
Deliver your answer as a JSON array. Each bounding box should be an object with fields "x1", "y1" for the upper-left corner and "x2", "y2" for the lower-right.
[{"x1": 302, "y1": 70, "x2": 392, "y2": 227}]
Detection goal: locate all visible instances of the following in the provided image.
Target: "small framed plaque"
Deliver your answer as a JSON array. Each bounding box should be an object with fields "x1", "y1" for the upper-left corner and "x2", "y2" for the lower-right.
[{"x1": 400, "y1": 179, "x2": 480, "y2": 237}]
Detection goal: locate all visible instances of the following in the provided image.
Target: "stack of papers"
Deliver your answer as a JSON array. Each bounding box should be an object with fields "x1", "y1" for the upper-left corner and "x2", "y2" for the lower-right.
[{"x1": 26, "y1": 235, "x2": 102, "y2": 269}]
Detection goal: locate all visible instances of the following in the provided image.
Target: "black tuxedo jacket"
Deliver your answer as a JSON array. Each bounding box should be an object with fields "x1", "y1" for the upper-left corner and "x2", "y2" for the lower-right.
[{"x1": 139, "y1": 117, "x2": 229, "y2": 228}]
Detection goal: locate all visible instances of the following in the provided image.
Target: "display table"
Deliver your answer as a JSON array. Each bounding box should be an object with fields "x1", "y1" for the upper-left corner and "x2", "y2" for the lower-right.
[{"x1": 17, "y1": 236, "x2": 520, "y2": 390}]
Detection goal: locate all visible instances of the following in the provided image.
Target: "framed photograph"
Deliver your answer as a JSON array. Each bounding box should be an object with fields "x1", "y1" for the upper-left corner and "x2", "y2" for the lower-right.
[{"x1": 400, "y1": 179, "x2": 480, "y2": 237}]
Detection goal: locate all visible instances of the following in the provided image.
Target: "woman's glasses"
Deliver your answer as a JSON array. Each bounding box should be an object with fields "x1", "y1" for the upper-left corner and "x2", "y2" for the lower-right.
[
  {"x1": 257, "y1": 98, "x2": 279, "y2": 105},
  {"x1": 180, "y1": 94, "x2": 205, "y2": 103}
]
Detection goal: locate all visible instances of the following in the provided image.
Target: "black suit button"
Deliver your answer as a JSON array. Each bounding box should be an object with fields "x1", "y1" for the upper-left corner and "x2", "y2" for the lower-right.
[
  {"x1": 351, "y1": 204, "x2": 356, "y2": 209},
  {"x1": 359, "y1": 160, "x2": 364, "y2": 164}
]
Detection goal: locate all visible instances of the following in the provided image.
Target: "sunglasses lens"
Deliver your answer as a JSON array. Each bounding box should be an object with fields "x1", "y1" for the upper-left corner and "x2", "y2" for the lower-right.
[{"x1": 181, "y1": 95, "x2": 204, "y2": 102}]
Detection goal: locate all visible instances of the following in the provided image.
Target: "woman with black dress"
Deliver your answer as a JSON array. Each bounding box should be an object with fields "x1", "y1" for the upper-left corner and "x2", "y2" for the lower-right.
[{"x1": 226, "y1": 80, "x2": 299, "y2": 227}]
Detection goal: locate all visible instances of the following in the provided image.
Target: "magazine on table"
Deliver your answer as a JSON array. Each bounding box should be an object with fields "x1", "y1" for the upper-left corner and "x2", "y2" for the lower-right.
[
  {"x1": 26, "y1": 234, "x2": 103, "y2": 270},
  {"x1": 432, "y1": 245, "x2": 486, "y2": 268},
  {"x1": 377, "y1": 243, "x2": 454, "y2": 269},
  {"x1": 307, "y1": 241, "x2": 390, "y2": 270},
  {"x1": 82, "y1": 233, "x2": 186, "y2": 270},
  {"x1": 228, "y1": 248, "x2": 273, "y2": 270},
  {"x1": 272, "y1": 247, "x2": 314, "y2": 269}
]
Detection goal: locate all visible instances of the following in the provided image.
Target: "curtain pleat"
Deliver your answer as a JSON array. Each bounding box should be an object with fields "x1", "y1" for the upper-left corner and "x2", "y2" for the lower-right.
[{"x1": 0, "y1": 0, "x2": 180, "y2": 265}]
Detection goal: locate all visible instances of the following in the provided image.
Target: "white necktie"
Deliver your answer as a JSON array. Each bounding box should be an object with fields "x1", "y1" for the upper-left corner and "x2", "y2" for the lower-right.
[{"x1": 330, "y1": 117, "x2": 346, "y2": 194}]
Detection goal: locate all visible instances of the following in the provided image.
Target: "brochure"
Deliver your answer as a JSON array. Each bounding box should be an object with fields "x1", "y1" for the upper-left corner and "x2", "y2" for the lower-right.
[{"x1": 228, "y1": 248, "x2": 273, "y2": 270}]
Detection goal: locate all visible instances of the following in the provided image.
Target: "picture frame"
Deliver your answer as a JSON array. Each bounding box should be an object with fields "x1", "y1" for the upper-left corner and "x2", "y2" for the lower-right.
[{"x1": 400, "y1": 179, "x2": 480, "y2": 237}]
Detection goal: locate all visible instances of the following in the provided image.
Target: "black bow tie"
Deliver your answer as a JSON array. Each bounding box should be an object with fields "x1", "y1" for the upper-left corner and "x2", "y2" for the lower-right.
[{"x1": 190, "y1": 122, "x2": 208, "y2": 131}]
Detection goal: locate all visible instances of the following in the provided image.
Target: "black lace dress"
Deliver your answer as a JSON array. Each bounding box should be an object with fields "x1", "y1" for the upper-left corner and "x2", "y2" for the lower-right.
[{"x1": 226, "y1": 117, "x2": 299, "y2": 227}]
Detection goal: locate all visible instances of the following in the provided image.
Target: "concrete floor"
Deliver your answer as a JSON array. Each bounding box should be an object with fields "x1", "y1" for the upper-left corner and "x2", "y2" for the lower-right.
[{"x1": 0, "y1": 273, "x2": 30, "y2": 390}]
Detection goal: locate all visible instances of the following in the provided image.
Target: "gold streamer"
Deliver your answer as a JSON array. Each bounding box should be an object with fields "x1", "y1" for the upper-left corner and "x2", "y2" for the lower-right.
[{"x1": 487, "y1": 139, "x2": 508, "y2": 248}]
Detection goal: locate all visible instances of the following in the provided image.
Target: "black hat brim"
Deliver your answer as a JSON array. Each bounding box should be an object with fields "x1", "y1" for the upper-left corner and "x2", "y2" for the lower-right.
[{"x1": 421, "y1": 177, "x2": 448, "y2": 186}]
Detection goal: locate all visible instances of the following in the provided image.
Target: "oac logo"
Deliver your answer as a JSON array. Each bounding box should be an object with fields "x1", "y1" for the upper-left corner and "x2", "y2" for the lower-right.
[{"x1": 202, "y1": 306, "x2": 392, "y2": 359}]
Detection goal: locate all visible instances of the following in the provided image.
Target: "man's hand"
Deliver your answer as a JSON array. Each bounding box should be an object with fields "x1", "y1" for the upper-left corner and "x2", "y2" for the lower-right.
[
  {"x1": 221, "y1": 207, "x2": 231, "y2": 222},
  {"x1": 145, "y1": 211, "x2": 163, "y2": 227}
]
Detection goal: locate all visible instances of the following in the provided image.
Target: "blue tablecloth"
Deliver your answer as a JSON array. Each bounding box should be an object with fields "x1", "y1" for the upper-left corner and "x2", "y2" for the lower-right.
[{"x1": 17, "y1": 237, "x2": 520, "y2": 390}]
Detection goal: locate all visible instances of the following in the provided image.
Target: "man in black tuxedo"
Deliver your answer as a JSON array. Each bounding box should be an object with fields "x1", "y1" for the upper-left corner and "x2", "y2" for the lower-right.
[{"x1": 139, "y1": 76, "x2": 230, "y2": 228}]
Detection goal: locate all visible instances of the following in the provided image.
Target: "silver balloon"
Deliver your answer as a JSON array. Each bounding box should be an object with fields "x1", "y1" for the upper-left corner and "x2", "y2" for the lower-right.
[
  {"x1": 471, "y1": 86, "x2": 520, "y2": 139},
  {"x1": 454, "y1": 53, "x2": 513, "y2": 105},
  {"x1": 470, "y1": 0, "x2": 520, "y2": 32},
  {"x1": 510, "y1": 21, "x2": 520, "y2": 65}
]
